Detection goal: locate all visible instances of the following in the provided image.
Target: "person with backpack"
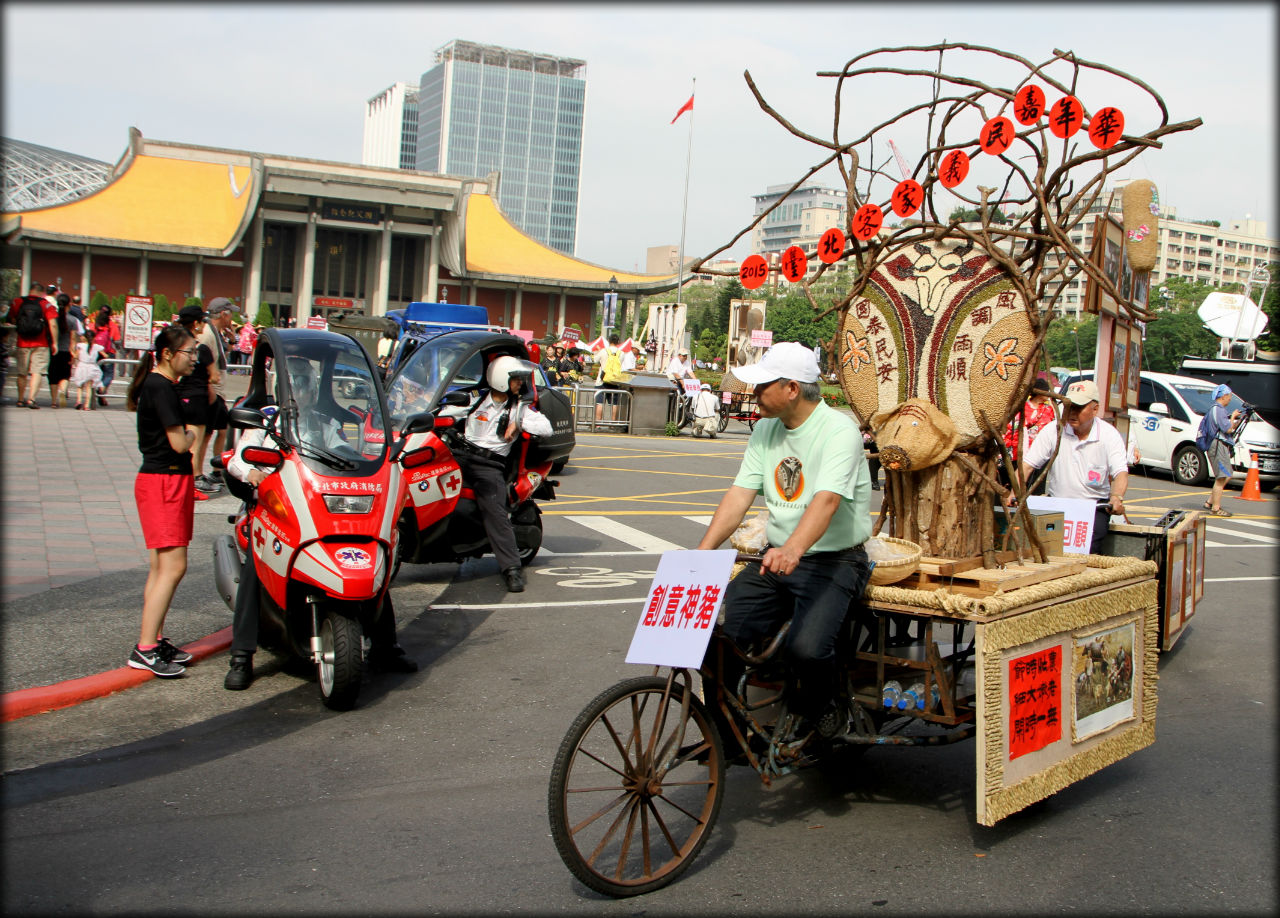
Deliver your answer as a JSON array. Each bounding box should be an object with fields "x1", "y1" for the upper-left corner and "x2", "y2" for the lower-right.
[
  {"x1": 1199, "y1": 384, "x2": 1243, "y2": 517},
  {"x1": 7, "y1": 282, "x2": 59, "y2": 408},
  {"x1": 595, "y1": 333, "x2": 626, "y2": 422}
]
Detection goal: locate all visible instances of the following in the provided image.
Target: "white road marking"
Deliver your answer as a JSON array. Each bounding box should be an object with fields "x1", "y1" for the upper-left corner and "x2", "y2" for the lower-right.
[
  {"x1": 1216, "y1": 517, "x2": 1280, "y2": 532},
  {"x1": 1204, "y1": 525, "x2": 1278, "y2": 544},
  {"x1": 684, "y1": 515, "x2": 714, "y2": 526},
  {"x1": 1204, "y1": 576, "x2": 1278, "y2": 582},
  {"x1": 1204, "y1": 542, "x2": 1276, "y2": 548},
  {"x1": 430, "y1": 597, "x2": 647, "y2": 610},
  {"x1": 564, "y1": 515, "x2": 682, "y2": 553}
]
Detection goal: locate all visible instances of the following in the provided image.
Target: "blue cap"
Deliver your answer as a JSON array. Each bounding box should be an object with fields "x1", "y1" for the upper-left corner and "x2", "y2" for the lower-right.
[{"x1": 1211, "y1": 384, "x2": 1232, "y2": 400}]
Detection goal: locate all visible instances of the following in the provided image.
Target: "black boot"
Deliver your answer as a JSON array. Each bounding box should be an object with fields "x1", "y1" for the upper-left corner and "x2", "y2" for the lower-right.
[
  {"x1": 503, "y1": 566, "x2": 525, "y2": 593},
  {"x1": 224, "y1": 652, "x2": 254, "y2": 690}
]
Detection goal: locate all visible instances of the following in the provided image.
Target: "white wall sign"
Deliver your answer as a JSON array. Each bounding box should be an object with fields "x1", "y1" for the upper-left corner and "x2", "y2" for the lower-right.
[
  {"x1": 625, "y1": 550, "x2": 737, "y2": 668},
  {"x1": 1027, "y1": 495, "x2": 1099, "y2": 554},
  {"x1": 749, "y1": 328, "x2": 773, "y2": 348},
  {"x1": 123, "y1": 296, "x2": 154, "y2": 351}
]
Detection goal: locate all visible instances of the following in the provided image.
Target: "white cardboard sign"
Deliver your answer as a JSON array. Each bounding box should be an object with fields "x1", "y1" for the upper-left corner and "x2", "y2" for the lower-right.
[
  {"x1": 625, "y1": 549, "x2": 737, "y2": 668},
  {"x1": 750, "y1": 328, "x2": 773, "y2": 348},
  {"x1": 682, "y1": 379, "x2": 702, "y2": 396},
  {"x1": 123, "y1": 296, "x2": 154, "y2": 351},
  {"x1": 1026, "y1": 495, "x2": 1099, "y2": 554}
]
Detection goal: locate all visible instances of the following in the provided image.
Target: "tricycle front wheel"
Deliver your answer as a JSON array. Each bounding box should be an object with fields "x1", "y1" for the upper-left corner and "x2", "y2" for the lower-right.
[{"x1": 547, "y1": 675, "x2": 725, "y2": 897}]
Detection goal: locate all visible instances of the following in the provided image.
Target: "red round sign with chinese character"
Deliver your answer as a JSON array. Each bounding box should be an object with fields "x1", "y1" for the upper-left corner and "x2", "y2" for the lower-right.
[
  {"x1": 817, "y1": 226, "x2": 846, "y2": 264},
  {"x1": 891, "y1": 179, "x2": 923, "y2": 218},
  {"x1": 850, "y1": 204, "x2": 884, "y2": 241},
  {"x1": 1013, "y1": 85, "x2": 1045, "y2": 125},
  {"x1": 780, "y1": 245, "x2": 808, "y2": 282},
  {"x1": 739, "y1": 254, "x2": 769, "y2": 290},
  {"x1": 979, "y1": 116, "x2": 1014, "y2": 155},
  {"x1": 1048, "y1": 96, "x2": 1084, "y2": 138},
  {"x1": 1087, "y1": 106, "x2": 1125, "y2": 150},
  {"x1": 938, "y1": 150, "x2": 970, "y2": 189}
]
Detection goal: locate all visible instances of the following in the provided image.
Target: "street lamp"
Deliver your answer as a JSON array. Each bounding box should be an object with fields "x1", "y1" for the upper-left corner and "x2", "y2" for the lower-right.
[{"x1": 1157, "y1": 286, "x2": 1171, "y2": 310}]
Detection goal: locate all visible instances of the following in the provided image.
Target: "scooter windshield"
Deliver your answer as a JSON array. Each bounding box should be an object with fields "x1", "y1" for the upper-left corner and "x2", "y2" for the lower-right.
[
  {"x1": 385, "y1": 329, "x2": 493, "y2": 427},
  {"x1": 274, "y1": 335, "x2": 391, "y2": 475}
]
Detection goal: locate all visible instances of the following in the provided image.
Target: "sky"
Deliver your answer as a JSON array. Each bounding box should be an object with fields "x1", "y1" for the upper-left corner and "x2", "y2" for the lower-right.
[{"x1": 4, "y1": 2, "x2": 1275, "y2": 273}]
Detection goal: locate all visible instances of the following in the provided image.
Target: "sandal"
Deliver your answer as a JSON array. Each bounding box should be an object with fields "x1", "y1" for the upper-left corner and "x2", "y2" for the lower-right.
[
  {"x1": 1202, "y1": 501, "x2": 1212, "y2": 510},
  {"x1": 1208, "y1": 507, "x2": 1233, "y2": 517}
]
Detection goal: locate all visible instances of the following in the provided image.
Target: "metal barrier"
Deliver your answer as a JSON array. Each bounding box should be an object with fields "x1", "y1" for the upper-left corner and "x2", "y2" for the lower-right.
[{"x1": 557, "y1": 385, "x2": 632, "y2": 432}]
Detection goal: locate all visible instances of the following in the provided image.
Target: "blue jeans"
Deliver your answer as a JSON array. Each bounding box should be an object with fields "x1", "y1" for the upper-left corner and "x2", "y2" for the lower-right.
[{"x1": 721, "y1": 546, "x2": 871, "y2": 720}]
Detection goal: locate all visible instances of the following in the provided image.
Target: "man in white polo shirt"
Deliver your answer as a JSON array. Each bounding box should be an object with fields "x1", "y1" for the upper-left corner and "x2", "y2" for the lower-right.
[{"x1": 1021, "y1": 379, "x2": 1128, "y2": 554}]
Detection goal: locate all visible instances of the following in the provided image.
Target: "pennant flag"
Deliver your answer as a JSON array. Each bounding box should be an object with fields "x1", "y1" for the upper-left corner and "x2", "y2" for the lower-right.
[
  {"x1": 670, "y1": 95, "x2": 694, "y2": 124},
  {"x1": 620, "y1": 338, "x2": 634, "y2": 353},
  {"x1": 586, "y1": 335, "x2": 607, "y2": 353}
]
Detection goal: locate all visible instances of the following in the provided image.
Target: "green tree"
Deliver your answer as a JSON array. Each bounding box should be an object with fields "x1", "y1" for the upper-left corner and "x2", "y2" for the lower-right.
[
  {"x1": 90, "y1": 290, "x2": 110, "y2": 312},
  {"x1": 763, "y1": 291, "x2": 838, "y2": 348},
  {"x1": 1043, "y1": 315, "x2": 1098, "y2": 371},
  {"x1": 153, "y1": 293, "x2": 171, "y2": 321},
  {"x1": 255, "y1": 302, "x2": 275, "y2": 326},
  {"x1": 184, "y1": 295, "x2": 203, "y2": 308},
  {"x1": 110, "y1": 294, "x2": 125, "y2": 312},
  {"x1": 0, "y1": 268, "x2": 20, "y2": 304},
  {"x1": 948, "y1": 205, "x2": 1008, "y2": 225}
]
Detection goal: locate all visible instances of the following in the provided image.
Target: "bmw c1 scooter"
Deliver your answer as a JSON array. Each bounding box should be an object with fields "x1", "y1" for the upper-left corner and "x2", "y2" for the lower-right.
[
  {"x1": 210, "y1": 327, "x2": 435, "y2": 709},
  {"x1": 384, "y1": 337, "x2": 563, "y2": 577}
]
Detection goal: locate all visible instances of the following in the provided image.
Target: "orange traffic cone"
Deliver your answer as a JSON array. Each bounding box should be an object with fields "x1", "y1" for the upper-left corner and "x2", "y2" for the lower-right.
[{"x1": 1236, "y1": 451, "x2": 1264, "y2": 502}]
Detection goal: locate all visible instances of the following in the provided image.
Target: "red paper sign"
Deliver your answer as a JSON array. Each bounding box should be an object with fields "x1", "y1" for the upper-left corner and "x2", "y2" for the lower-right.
[
  {"x1": 939, "y1": 150, "x2": 970, "y2": 189},
  {"x1": 817, "y1": 226, "x2": 846, "y2": 264},
  {"x1": 1088, "y1": 106, "x2": 1125, "y2": 150},
  {"x1": 780, "y1": 245, "x2": 807, "y2": 282},
  {"x1": 1049, "y1": 96, "x2": 1084, "y2": 138},
  {"x1": 560, "y1": 327, "x2": 581, "y2": 343},
  {"x1": 1008, "y1": 646, "x2": 1063, "y2": 760},
  {"x1": 891, "y1": 179, "x2": 923, "y2": 217},
  {"x1": 1013, "y1": 85, "x2": 1045, "y2": 125},
  {"x1": 850, "y1": 203, "x2": 884, "y2": 241},
  {"x1": 980, "y1": 116, "x2": 1014, "y2": 155},
  {"x1": 739, "y1": 254, "x2": 769, "y2": 290},
  {"x1": 306, "y1": 315, "x2": 328, "y2": 330}
]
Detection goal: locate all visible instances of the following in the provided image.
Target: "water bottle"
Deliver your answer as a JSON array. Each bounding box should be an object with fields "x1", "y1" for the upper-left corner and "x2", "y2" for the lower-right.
[
  {"x1": 897, "y1": 682, "x2": 939, "y2": 712},
  {"x1": 881, "y1": 680, "x2": 902, "y2": 709}
]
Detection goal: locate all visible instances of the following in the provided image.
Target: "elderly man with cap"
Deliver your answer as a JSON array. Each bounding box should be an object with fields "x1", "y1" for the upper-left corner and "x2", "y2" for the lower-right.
[
  {"x1": 665, "y1": 346, "x2": 695, "y2": 386},
  {"x1": 1021, "y1": 379, "x2": 1128, "y2": 554},
  {"x1": 690, "y1": 381, "x2": 721, "y2": 438},
  {"x1": 1202, "y1": 383, "x2": 1243, "y2": 517},
  {"x1": 696, "y1": 341, "x2": 872, "y2": 741}
]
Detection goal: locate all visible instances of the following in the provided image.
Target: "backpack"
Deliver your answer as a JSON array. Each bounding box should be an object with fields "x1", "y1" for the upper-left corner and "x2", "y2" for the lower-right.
[
  {"x1": 601, "y1": 347, "x2": 624, "y2": 384},
  {"x1": 1195, "y1": 412, "x2": 1215, "y2": 452},
  {"x1": 15, "y1": 298, "x2": 46, "y2": 339},
  {"x1": 93, "y1": 323, "x2": 116, "y2": 357}
]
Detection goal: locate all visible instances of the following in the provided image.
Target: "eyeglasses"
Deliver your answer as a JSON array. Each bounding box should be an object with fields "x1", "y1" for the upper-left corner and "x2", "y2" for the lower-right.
[{"x1": 175, "y1": 348, "x2": 199, "y2": 358}]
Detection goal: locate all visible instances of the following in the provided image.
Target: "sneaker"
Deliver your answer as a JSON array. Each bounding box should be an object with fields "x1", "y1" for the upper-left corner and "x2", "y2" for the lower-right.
[
  {"x1": 207, "y1": 469, "x2": 224, "y2": 483},
  {"x1": 194, "y1": 475, "x2": 222, "y2": 493},
  {"x1": 156, "y1": 637, "x2": 194, "y2": 665},
  {"x1": 503, "y1": 567, "x2": 526, "y2": 593},
  {"x1": 815, "y1": 701, "x2": 849, "y2": 741},
  {"x1": 128, "y1": 644, "x2": 185, "y2": 678},
  {"x1": 224, "y1": 653, "x2": 254, "y2": 690}
]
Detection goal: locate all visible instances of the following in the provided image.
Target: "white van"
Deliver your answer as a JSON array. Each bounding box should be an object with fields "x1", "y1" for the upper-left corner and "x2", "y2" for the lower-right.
[{"x1": 1061, "y1": 369, "x2": 1280, "y2": 488}]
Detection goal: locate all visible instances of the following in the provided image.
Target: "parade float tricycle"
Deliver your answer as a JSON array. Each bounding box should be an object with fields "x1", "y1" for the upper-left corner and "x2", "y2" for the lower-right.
[{"x1": 547, "y1": 44, "x2": 1207, "y2": 897}]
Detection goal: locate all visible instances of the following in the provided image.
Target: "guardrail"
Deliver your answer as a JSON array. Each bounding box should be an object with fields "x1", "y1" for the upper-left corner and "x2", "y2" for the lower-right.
[{"x1": 556, "y1": 384, "x2": 632, "y2": 433}]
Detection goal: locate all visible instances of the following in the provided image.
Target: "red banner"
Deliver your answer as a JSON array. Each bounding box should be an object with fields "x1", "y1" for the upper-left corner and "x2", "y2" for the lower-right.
[{"x1": 1008, "y1": 646, "x2": 1062, "y2": 759}]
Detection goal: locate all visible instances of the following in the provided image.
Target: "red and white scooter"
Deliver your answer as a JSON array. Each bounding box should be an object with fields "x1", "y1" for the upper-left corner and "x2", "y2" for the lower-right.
[{"x1": 211, "y1": 327, "x2": 435, "y2": 709}]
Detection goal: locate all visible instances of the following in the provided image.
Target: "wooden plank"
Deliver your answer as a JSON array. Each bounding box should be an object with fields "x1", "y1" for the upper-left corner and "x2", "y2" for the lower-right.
[{"x1": 971, "y1": 561, "x2": 1086, "y2": 592}]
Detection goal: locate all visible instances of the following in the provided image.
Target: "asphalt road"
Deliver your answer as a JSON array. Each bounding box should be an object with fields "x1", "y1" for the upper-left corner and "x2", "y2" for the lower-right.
[{"x1": 3, "y1": 428, "x2": 1276, "y2": 914}]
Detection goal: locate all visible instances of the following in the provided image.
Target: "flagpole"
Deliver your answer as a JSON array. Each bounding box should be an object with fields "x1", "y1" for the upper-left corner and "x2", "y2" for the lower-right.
[{"x1": 674, "y1": 77, "x2": 695, "y2": 350}]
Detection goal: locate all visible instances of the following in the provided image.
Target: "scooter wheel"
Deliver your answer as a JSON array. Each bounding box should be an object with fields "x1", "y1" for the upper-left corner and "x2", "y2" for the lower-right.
[{"x1": 317, "y1": 610, "x2": 363, "y2": 711}]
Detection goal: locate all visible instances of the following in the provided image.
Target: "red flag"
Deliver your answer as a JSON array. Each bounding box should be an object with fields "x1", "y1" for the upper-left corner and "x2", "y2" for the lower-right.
[{"x1": 670, "y1": 95, "x2": 694, "y2": 124}]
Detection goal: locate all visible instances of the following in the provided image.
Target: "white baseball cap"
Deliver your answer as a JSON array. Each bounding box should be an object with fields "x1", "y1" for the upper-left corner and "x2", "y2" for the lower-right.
[
  {"x1": 733, "y1": 341, "x2": 820, "y2": 385},
  {"x1": 1064, "y1": 379, "x2": 1100, "y2": 406}
]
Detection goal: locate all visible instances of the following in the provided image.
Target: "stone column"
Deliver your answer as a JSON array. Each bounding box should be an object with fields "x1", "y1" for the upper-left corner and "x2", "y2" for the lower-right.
[
  {"x1": 80, "y1": 248, "x2": 92, "y2": 308},
  {"x1": 425, "y1": 231, "x2": 439, "y2": 301},
  {"x1": 374, "y1": 222, "x2": 392, "y2": 317},
  {"x1": 192, "y1": 257, "x2": 204, "y2": 301},
  {"x1": 296, "y1": 215, "x2": 317, "y2": 325},
  {"x1": 138, "y1": 252, "x2": 149, "y2": 296},
  {"x1": 513, "y1": 286, "x2": 523, "y2": 329},
  {"x1": 244, "y1": 215, "x2": 264, "y2": 320}
]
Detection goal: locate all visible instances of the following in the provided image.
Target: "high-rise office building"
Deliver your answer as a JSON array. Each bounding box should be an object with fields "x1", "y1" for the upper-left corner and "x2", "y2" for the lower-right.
[
  {"x1": 362, "y1": 82, "x2": 419, "y2": 171},
  {"x1": 415, "y1": 40, "x2": 586, "y2": 255}
]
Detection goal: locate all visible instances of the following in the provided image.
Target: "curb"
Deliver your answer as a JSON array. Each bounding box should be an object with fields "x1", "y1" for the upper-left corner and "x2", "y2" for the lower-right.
[{"x1": 0, "y1": 627, "x2": 234, "y2": 723}]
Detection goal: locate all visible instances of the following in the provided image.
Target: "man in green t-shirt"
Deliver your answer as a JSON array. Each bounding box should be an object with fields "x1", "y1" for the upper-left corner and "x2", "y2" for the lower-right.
[{"x1": 697, "y1": 342, "x2": 872, "y2": 740}]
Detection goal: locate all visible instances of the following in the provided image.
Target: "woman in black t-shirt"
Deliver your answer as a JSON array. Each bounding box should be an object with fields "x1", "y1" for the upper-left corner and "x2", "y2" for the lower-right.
[
  {"x1": 174, "y1": 308, "x2": 215, "y2": 471},
  {"x1": 123, "y1": 325, "x2": 199, "y2": 678}
]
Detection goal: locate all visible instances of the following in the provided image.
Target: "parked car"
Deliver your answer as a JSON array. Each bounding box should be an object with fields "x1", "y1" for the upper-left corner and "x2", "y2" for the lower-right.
[{"x1": 1060, "y1": 369, "x2": 1280, "y2": 488}]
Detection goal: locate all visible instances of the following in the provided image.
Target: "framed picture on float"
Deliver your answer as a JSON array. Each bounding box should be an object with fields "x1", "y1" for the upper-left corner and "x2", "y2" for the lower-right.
[
  {"x1": 1108, "y1": 322, "x2": 1128, "y2": 410},
  {"x1": 1126, "y1": 327, "x2": 1142, "y2": 407},
  {"x1": 1094, "y1": 217, "x2": 1126, "y2": 318}
]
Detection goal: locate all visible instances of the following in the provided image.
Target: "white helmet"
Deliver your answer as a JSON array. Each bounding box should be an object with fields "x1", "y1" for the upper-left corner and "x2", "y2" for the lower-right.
[{"x1": 486, "y1": 355, "x2": 525, "y2": 390}]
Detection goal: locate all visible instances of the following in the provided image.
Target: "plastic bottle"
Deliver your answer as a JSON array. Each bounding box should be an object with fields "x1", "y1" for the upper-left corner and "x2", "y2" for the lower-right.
[
  {"x1": 881, "y1": 680, "x2": 903, "y2": 709},
  {"x1": 897, "y1": 682, "x2": 939, "y2": 712}
]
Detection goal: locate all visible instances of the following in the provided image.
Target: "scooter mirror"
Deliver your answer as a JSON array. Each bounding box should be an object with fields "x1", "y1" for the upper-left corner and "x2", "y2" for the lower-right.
[
  {"x1": 401, "y1": 411, "x2": 437, "y2": 436},
  {"x1": 229, "y1": 405, "x2": 269, "y2": 430},
  {"x1": 440, "y1": 390, "x2": 471, "y2": 408}
]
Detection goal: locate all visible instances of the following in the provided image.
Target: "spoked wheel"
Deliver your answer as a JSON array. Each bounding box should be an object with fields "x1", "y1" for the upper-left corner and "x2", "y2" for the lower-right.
[
  {"x1": 316, "y1": 609, "x2": 363, "y2": 710},
  {"x1": 717, "y1": 404, "x2": 730, "y2": 433},
  {"x1": 548, "y1": 675, "x2": 726, "y2": 897}
]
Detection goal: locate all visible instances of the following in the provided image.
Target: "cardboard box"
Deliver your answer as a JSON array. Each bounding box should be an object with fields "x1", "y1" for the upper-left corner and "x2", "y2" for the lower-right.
[{"x1": 994, "y1": 509, "x2": 1065, "y2": 556}]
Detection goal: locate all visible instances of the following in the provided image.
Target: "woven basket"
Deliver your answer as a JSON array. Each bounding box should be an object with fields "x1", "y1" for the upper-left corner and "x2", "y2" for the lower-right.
[{"x1": 866, "y1": 536, "x2": 922, "y2": 585}]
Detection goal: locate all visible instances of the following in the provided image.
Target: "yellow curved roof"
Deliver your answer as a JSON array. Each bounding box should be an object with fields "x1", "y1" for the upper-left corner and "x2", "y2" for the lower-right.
[
  {"x1": 8, "y1": 154, "x2": 254, "y2": 253},
  {"x1": 464, "y1": 192, "x2": 674, "y2": 286}
]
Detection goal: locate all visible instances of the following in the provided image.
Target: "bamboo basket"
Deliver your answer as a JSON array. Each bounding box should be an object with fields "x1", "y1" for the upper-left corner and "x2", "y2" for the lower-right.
[{"x1": 866, "y1": 536, "x2": 922, "y2": 585}]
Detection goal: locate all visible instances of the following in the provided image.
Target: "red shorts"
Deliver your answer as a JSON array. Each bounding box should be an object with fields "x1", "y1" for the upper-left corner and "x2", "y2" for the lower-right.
[{"x1": 135, "y1": 472, "x2": 195, "y2": 549}]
